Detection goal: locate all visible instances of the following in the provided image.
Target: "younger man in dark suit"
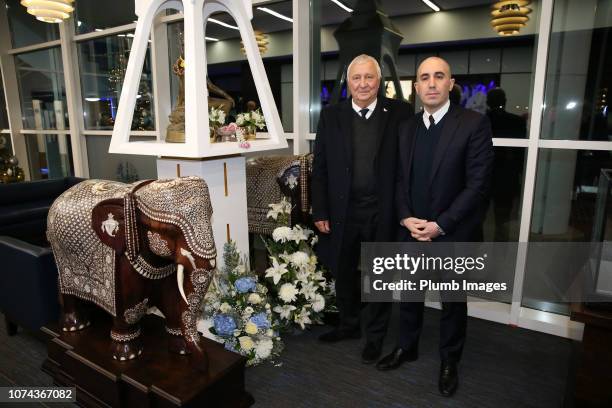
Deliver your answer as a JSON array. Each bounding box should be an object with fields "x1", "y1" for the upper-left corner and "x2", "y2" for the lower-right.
[{"x1": 376, "y1": 57, "x2": 494, "y2": 398}]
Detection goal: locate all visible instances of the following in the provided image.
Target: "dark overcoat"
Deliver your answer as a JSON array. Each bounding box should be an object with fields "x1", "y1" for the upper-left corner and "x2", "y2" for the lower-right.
[{"x1": 311, "y1": 97, "x2": 412, "y2": 273}]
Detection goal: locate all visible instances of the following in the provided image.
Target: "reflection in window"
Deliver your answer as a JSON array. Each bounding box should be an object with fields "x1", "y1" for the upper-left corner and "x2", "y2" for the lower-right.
[
  {"x1": 541, "y1": 0, "x2": 612, "y2": 141},
  {"x1": 77, "y1": 34, "x2": 155, "y2": 131},
  {"x1": 24, "y1": 134, "x2": 73, "y2": 180},
  {"x1": 0, "y1": 70, "x2": 9, "y2": 129},
  {"x1": 73, "y1": 0, "x2": 136, "y2": 35},
  {"x1": 483, "y1": 147, "x2": 527, "y2": 242},
  {"x1": 5, "y1": 0, "x2": 59, "y2": 48},
  {"x1": 15, "y1": 48, "x2": 68, "y2": 130},
  {"x1": 86, "y1": 135, "x2": 157, "y2": 181}
]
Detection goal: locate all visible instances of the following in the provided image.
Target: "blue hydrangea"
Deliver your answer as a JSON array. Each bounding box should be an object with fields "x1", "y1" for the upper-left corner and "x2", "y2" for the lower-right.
[
  {"x1": 213, "y1": 314, "x2": 236, "y2": 337},
  {"x1": 234, "y1": 277, "x2": 257, "y2": 293},
  {"x1": 250, "y1": 312, "x2": 270, "y2": 329}
]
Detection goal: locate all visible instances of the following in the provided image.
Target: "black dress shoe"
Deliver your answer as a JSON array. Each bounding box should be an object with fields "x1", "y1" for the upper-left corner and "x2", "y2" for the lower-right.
[
  {"x1": 375, "y1": 347, "x2": 418, "y2": 371},
  {"x1": 438, "y1": 361, "x2": 458, "y2": 397},
  {"x1": 361, "y1": 342, "x2": 382, "y2": 364},
  {"x1": 318, "y1": 328, "x2": 361, "y2": 343}
]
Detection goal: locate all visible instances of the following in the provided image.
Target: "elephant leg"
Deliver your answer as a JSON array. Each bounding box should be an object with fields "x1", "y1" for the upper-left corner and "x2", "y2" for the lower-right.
[
  {"x1": 158, "y1": 276, "x2": 190, "y2": 355},
  {"x1": 60, "y1": 294, "x2": 91, "y2": 332},
  {"x1": 109, "y1": 317, "x2": 143, "y2": 361}
]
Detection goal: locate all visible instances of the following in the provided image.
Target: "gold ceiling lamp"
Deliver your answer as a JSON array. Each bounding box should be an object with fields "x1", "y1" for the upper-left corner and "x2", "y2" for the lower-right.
[
  {"x1": 240, "y1": 30, "x2": 269, "y2": 55},
  {"x1": 490, "y1": 1, "x2": 532, "y2": 36},
  {"x1": 20, "y1": 0, "x2": 75, "y2": 23}
]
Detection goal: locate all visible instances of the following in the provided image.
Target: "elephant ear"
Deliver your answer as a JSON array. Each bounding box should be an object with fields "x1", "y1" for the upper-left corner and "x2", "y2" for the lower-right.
[{"x1": 92, "y1": 198, "x2": 126, "y2": 254}]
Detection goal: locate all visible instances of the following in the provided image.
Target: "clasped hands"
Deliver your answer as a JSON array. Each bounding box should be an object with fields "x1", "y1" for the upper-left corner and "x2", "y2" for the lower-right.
[{"x1": 401, "y1": 217, "x2": 441, "y2": 241}]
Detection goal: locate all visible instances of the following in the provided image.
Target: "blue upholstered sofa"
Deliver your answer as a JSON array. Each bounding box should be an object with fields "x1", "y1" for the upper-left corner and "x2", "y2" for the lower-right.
[{"x1": 0, "y1": 177, "x2": 83, "y2": 335}]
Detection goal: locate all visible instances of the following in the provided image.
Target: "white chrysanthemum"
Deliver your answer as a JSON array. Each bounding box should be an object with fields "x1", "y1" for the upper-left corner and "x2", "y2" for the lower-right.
[
  {"x1": 311, "y1": 293, "x2": 325, "y2": 312},
  {"x1": 255, "y1": 338, "x2": 274, "y2": 359},
  {"x1": 219, "y1": 302, "x2": 232, "y2": 313},
  {"x1": 294, "y1": 307, "x2": 312, "y2": 330},
  {"x1": 239, "y1": 336, "x2": 254, "y2": 351},
  {"x1": 273, "y1": 304, "x2": 296, "y2": 320},
  {"x1": 272, "y1": 226, "x2": 294, "y2": 243},
  {"x1": 289, "y1": 251, "x2": 310, "y2": 268},
  {"x1": 247, "y1": 293, "x2": 262, "y2": 304},
  {"x1": 278, "y1": 283, "x2": 298, "y2": 303},
  {"x1": 265, "y1": 257, "x2": 288, "y2": 285}
]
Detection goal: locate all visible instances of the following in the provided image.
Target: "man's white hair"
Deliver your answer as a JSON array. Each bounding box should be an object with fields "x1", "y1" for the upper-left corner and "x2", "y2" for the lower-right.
[{"x1": 347, "y1": 54, "x2": 382, "y2": 79}]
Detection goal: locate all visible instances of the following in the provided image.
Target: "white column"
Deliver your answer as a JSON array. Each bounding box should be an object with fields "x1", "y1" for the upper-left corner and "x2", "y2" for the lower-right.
[
  {"x1": 292, "y1": 0, "x2": 310, "y2": 154},
  {"x1": 59, "y1": 16, "x2": 90, "y2": 177},
  {"x1": 0, "y1": 4, "x2": 31, "y2": 180},
  {"x1": 510, "y1": 0, "x2": 554, "y2": 325},
  {"x1": 156, "y1": 156, "x2": 249, "y2": 264}
]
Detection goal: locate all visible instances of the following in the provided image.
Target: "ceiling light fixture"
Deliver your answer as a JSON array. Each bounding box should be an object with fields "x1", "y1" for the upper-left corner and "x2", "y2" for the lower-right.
[
  {"x1": 256, "y1": 7, "x2": 293, "y2": 23},
  {"x1": 208, "y1": 17, "x2": 239, "y2": 30},
  {"x1": 240, "y1": 30, "x2": 269, "y2": 55},
  {"x1": 330, "y1": 0, "x2": 353, "y2": 13},
  {"x1": 491, "y1": 1, "x2": 532, "y2": 36},
  {"x1": 421, "y1": 0, "x2": 440, "y2": 12},
  {"x1": 20, "y1": 0, "x2": 74, "y2": 23}
]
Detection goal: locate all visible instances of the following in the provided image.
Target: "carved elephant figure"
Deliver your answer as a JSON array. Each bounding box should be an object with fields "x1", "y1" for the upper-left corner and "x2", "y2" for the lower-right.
[{"x1": 47, "y1": 177, "x2": 217, "y2": 370}]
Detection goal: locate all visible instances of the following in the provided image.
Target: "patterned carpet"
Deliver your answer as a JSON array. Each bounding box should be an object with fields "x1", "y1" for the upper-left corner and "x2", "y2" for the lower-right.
[{"x1": 0, "y1": 307, "x2": 574, "y2": 408}]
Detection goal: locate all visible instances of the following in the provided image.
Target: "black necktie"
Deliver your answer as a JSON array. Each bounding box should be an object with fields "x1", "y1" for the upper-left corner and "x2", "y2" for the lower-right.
[
  {"x1": 429, "y1": 114, "x2": 435, "y2": 127},
  {"x1": 360, "y1": 108, "x2": 369, "y2": 119}
]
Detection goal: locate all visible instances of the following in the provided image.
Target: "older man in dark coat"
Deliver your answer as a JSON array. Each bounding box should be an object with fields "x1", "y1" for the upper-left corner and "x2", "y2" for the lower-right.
[{"x1": 311, "y1": 54, "x2": 412, "y2": 363}]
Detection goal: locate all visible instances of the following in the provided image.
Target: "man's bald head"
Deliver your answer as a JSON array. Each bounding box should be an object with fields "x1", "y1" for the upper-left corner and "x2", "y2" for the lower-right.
[
  {"x1": 417, "y1": 57, "x2": 452, "y2": 78},
  {"x1": 414, "y1": 57, "x2": 455, "y2": 112}
]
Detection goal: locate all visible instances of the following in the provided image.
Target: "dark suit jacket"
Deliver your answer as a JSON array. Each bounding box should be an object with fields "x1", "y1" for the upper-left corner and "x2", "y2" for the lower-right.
[
  {"x1": 396, "y1": 103, "x2": 494, "y2": 242},
  {"x1": 312, "y1": 97, "x2": 413, "y2": 272}
]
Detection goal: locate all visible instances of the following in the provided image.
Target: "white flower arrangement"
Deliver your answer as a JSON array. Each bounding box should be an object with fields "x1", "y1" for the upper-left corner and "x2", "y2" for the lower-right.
[
  {"x1": 236, "y1": 108, "x2": 266, "y2": 134},
  {"x1": 209, "y1": 106, "x2": 226, "y2": 128},
  {"x1": 202, "y1": 241, "x2": 283, "y2": 366},
  {"x1": 262, "y1": 198, "x2": 334, "y2": 331}
]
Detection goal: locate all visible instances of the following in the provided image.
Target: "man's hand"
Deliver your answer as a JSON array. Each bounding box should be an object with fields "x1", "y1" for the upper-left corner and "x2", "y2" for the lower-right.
[
  {"x1": 401, "y1": 218, "x2": 441, "y2": 241},
  {"x1": 315, "y1": 220, "x2": 331, "y2": 234}
]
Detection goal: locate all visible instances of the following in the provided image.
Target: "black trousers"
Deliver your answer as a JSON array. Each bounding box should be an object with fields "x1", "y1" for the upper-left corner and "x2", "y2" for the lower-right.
[
  {"x1": 399, "y1": 289, "x2": 467, "y2": 363},
  {"x1": 334, "y1": 210, "x2": 391, "y2": 345}
]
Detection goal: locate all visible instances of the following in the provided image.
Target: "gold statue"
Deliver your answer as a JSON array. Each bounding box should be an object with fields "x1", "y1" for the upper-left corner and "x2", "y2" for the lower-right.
[{"x1": 166, "y1": 56, "x2": 236, "y2": 143}]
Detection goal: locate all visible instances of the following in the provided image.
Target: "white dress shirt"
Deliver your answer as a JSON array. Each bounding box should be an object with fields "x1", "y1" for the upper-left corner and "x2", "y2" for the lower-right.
[
  {"x1": 352, "y1": 98, "x2": 378, "y2": 120},
  {"x1": 422, "y1": 99, "x2": 451, "y2": 129}
]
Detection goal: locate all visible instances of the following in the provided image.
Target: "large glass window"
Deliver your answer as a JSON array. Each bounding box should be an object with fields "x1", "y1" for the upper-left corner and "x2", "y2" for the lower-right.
[
  {"x1": 24, "y1": 134, "x2": 73, "y2": 180},
  {"x1": 15, "y1": 47, "x2": 68, "y2": 130},
  {"x1": 77, "y1": 34, "x2": 155, "y2": 131},
  {"x1": 5, "y1": 0, "x2": 59, "y2": 48},
  {"x1": 541, "y1": 0, "x2": 612, "y2": 141},
  {"x1": 73, "y1": 0, "x2": 137, "y2": 35},
  {"x1": 86, "y1": 135, "x2": 156, "y2": 181}
]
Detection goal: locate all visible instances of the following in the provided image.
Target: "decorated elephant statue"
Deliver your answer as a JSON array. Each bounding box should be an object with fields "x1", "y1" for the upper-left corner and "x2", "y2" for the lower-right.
[{"x1": 46, "y1": 177, "x2": 217, "y2": 370}]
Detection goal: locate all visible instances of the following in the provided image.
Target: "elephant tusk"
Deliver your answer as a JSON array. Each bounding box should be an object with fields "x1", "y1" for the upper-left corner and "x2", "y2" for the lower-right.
[{"x1": 177, "y1": 264, "x2": 188, "y2": 305}]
